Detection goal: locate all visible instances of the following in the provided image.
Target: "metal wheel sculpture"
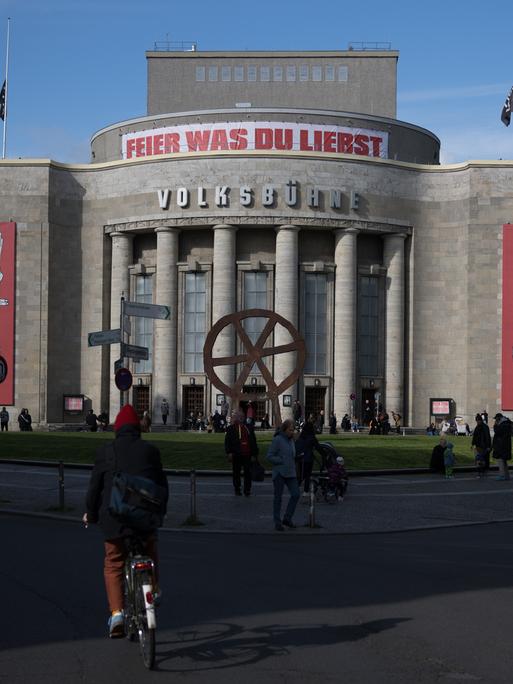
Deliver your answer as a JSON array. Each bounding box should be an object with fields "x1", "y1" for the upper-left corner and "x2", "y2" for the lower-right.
[{"x1": 203, "y1": 309, "x2": 306, "y2": 425}]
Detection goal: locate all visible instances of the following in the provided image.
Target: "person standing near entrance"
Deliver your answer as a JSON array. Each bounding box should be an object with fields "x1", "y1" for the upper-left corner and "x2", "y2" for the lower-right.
[
  {"x1": 160, "y1": 398, "x2": 170, "y2": 425},
  {"x1": 267, "y1": 419, "x2": 300, "y2": 531},
  {"x1": 225, "y1": 411, "x2": 259, "y2": 496},
  {"x1": 0, "y1": 406, "x2": 9, "y2": 431}
]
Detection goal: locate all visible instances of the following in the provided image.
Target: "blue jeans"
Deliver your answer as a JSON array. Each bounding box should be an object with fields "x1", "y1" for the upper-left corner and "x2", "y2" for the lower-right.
[{"x1": 273, "y1": 475, "x2": 300, "y2": 524}]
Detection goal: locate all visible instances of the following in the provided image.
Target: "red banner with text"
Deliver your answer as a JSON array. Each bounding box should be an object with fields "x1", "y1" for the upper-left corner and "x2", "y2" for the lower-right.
[{"x1": 0, "y1": 222, "x2": 15, "y2": 404}]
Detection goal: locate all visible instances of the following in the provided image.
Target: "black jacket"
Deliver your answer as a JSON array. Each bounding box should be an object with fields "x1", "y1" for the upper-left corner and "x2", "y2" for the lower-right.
[
  {"x1": 85, "y1": 425, "x2": 169, "y2": 539},
  {"x1": 224, "y1": 423, "x2": 259, "y2": 459},
  {"x1": 493, "y1": 418, "x2": 512, "y2": 461},
  {"x1": 472, "y1": 422, "x2": 491, "y2": 451}
]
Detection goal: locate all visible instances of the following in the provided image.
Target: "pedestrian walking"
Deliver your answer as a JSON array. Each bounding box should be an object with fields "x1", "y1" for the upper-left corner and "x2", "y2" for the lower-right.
[
  {"x1": 328, "y1": 411, "x2": 337, "y2": 434},
  {"x1": 224, "y1": 410, "x2": 259, "y2": 496},
  {"x1": 0, "y1": 406, "x2": 9, "y2": 431},
  {"x1": 492, "y1": 413, "x2": 512, "y2": 480},
  {"x1": 160, "y1": 398, "x2": 170, "y2": 425},
  {"x1": 295, "y1": 420, "x2": 323, "y2": 501},
  {"x1": 267, "y1": 419, "x2": 300, "y2": 531}
]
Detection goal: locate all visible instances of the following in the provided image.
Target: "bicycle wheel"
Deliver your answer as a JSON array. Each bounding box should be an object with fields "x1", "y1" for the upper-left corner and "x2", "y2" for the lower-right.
[{"x1": 135, "y1": 572, "x2": 156, "y2": 669}]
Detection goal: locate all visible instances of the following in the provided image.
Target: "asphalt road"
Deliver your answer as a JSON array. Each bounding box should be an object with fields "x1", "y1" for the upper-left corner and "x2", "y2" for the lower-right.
[{"x1": 2, "y1": 515, "x2": 513, "y2": 683}]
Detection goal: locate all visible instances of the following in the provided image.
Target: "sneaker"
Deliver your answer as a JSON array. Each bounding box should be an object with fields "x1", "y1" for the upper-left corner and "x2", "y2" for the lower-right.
[
  {"x1": 282, "y1": 518, "x2": 296, "y2": 529},
  {"x1": 108, "y1": 611, "x2": 125, "y2": 638},
  {"x1": 275, "y1": 523, "x2": 284, "y2": 531}
]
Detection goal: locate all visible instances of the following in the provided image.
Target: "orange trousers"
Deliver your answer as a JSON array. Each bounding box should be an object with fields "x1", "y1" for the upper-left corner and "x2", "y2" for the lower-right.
[{"x1": 103, "y1": 536, "x2": 159, "y2": 613}]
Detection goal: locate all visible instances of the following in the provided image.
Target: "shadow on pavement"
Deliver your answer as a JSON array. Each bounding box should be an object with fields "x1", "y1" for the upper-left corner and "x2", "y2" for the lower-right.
[{"x1": 154, "y1": 618, "x2": 411, "y2": 672}]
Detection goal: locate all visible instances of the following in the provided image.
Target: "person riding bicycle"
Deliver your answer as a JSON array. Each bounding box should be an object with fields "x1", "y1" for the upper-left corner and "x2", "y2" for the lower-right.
[{"x1": 83, "y1": 404, "x2": 168, "y2": 638}]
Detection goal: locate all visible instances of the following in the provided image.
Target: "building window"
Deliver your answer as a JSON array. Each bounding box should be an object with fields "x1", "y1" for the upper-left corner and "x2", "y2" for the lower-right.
[
  {"x1": 304, "y1": 274, "x2": 327, "y2": 375},
  {"x1": 243, "y1": 272, "x2": 268, "y2": 373},
  {"x1": 358, "y1": 276, "x2": 379, "y2": 377},
  {"x1": 260, "y1": 65, "x2": 270, "y2": 82},
  {"x1": 273, "y1": 65, "x2": 283, "y2": 81},
  {"x1": 312, "y1": 65, "x2": 322, "y2": 81},
  {"x1": 195, "y1": 66, "x2": 205, "y2": 82},
  {"x1": 221, "y1": 66, "x2": 231, "y2": 81},
  {"x1": 208, "y1": 66, "x2": 218, "y2": 82},
  {"x1": 247, "y1": 65, "x2": 257, "y2": 82},
  {"x1": 325, "y1": 65, "x2": 335, "y2": 81},
  {"x1": 338, "y1": 65, "x2": 348, "y2": 82},
  {"x1": 184, "y1": 272, "x2": 206, "y2": 373},
  {"x1": 133, "y1": 275, "x2": 153, "y2": 374},
  {"x1": 299, "y1": 64, "x2": 309, "y2": 81},
  {"x1": 234, "y1": 65, "x2": 244, "y2": 81},
  {"x1": 286, "y1": 65, "x2": 296, "y2": 81}
]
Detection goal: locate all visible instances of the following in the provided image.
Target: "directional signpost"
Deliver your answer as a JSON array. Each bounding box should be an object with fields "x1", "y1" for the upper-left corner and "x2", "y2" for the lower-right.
[
  {"x1": 123, "y1": 343, "x2": 149, "y2": 361},
  {"x1": 88, "y1": 295, "x2": 170, "y2": 411},
  {"x1": 88, "y1": 328, "x2": 121, "y2": 347},
  {"x1": 124, "y1": 301, "x2": 170, "y2": 320}
]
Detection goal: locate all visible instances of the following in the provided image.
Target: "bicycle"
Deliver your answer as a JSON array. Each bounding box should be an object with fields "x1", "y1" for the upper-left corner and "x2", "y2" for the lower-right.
[{"x1": 123, "y1": 536, "x2": 158, "y2": 669}]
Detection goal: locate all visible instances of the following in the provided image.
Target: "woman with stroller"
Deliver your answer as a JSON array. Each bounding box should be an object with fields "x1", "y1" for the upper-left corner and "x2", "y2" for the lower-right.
[{"x1": 294, "y1": 420, "x2": 324, "y2": 502}]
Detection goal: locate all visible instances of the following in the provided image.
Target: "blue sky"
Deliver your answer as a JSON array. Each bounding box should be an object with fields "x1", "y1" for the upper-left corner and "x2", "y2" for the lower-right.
[{"x1": 1, "y1": 0, "x2": 512, "y2": 164}]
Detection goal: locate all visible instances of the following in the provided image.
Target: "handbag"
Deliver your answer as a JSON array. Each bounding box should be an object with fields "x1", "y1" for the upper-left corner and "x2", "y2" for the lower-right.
[
  {"x1": 108, "y1": 444, "x2": 167, "y2": 533},
  {"x1": 250, "y1": 459, "x2": 265, "y2": 482}
]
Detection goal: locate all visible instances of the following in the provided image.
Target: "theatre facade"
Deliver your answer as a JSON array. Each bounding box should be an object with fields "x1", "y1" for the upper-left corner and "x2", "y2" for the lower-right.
[{"x1": 0, "y1": 48, "x2": 511, "y2": 427}]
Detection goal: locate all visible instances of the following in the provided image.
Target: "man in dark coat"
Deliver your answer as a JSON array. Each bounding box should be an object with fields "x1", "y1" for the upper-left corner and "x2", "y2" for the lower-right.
[
  {"x1": 472, "y1": 414, "x2": 491, "y2": 470},
  {"x1": 84, "y1": 404, "x2": 168, "y2": 637},
  {"x1": 492, "y1": 413, "x2": 512, "y2": 480},
  {"x1": 225, "y1": 410, "x2": 259, "y2": 496}
]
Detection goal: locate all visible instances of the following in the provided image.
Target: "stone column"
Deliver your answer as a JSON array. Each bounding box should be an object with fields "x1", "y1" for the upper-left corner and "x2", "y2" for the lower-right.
[
  {"x1": 109, "y1": 231, "x2": 133, "y2": 419},
  {"x1": 383, "y1": 233, "x2": 406, "y2": 416},
  {"x1": 274, "y1": 225, "x2": 300, "y2": 422},
  {"x1": 333, "y1": 228, "x2": 359, "y2": 421},
  {"x1": 212, "y1": 224, "x2": 237, "y2": 414},
  {"x1": 153, "y1": 227, "x2": 180, "y2": 425}
]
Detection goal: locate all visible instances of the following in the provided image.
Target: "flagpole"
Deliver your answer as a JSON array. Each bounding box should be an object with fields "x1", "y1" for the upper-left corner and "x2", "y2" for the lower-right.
[{"x1": 2, "y1": 17, "x2": 10, "y2": 159}]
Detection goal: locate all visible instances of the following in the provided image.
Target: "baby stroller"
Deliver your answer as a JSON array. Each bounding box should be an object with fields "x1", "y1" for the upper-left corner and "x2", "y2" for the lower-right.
[{"x1": 311, "y1": 442, "x2": 349, "y2": 503}]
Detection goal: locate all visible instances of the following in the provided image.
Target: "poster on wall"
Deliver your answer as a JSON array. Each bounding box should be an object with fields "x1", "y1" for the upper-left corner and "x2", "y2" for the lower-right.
[
  {"x1": 0, "y1": 222, "x2": 15, "y2": 405},
  {"x1": 122, "y1": 121, "x2": 389, "y2": 160}
]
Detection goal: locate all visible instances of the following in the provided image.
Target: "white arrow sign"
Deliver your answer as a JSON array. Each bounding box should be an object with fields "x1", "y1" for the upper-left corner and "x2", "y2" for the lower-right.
[
  {"x1": 123, "y1": 343, "x2": 149, "y2": 361},
  {"x1": 88, "y1": 328, "x2": 121, "y2": 347},
  {"x1": 124, "y1": 301, "x2": 170, "y2": 320}
]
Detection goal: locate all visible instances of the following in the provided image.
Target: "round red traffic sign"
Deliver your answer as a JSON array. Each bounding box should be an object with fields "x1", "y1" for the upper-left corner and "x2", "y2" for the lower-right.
[{"x1": 115, "y1": 367, "x2": 133, "y2": 392}]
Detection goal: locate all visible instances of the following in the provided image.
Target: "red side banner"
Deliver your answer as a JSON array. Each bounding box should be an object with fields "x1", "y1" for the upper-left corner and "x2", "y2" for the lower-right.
[
  {"x1": 502, "y1": 224, "x2": 513, "y2": 410},
  {"x1": 0, "y1": 222, "x2": 15, "y2": 404}
]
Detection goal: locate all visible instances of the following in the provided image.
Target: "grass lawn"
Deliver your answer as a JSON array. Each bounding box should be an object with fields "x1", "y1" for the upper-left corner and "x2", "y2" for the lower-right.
[{"x1": 0, "y1": 431, "x2": 479, "y2": 471}]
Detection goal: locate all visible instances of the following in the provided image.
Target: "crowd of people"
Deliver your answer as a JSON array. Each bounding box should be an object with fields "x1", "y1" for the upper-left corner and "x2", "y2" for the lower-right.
[{"x1": 429, "y1": 411, "x2": 512, "y2": 479}]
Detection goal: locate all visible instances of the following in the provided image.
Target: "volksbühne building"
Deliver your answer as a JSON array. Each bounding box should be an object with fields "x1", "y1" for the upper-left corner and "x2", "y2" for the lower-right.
[{"x1": 0, "y1": 45, "x2": 511, "y2": 427}]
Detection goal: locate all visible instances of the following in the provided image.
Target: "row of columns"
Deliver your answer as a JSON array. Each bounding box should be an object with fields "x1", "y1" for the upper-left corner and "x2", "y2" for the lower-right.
[{"x1": 109, "y1": 225, "x2": 406, "y2": 423}]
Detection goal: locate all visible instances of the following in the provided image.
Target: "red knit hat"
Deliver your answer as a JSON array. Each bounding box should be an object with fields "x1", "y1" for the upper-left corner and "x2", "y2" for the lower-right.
[{"x1": 114, "y1": 404, "x2": 140, "y2": 432}]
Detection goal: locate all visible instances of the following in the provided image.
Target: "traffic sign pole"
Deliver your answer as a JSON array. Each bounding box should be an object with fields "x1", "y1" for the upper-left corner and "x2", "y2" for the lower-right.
[{"x1": 120, "y1": 295, "x2": 126, "y2": 408}]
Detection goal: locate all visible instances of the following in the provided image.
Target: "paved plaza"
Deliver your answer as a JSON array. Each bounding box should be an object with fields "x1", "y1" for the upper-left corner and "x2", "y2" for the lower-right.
[{"x1": 2, "y1": 464, "x2": 513, "y2": 534}]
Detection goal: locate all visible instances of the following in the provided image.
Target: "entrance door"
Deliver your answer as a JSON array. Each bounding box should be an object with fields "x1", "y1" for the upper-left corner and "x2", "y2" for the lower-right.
[
  {"x1": 133, "y1": 385, "x2": 150, "y2": 418},
  {"x1": 241, "y1": 385, "x2": 267, "y2": 421},
  {"x1": 182, "y1": 386, "x2": 205, "y2": 422},
  {"x1": 361, "y1": 388, "x2": 376, "y2": 424},
  {"x1": 305, "y1": 387, "x2": 326, "y2": 422}
]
